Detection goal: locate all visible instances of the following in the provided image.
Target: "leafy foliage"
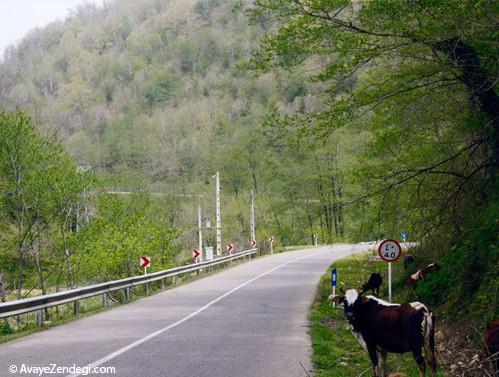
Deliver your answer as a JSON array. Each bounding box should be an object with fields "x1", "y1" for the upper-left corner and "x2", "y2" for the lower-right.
[{"x1": 70, "y1": 191, "x2": 180, "y2": 283}]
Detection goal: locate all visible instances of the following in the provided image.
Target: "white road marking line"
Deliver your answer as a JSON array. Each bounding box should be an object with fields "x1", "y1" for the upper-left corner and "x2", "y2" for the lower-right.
[{"x1": 66, "y1": 248, "x2": 337, "y2": 377}]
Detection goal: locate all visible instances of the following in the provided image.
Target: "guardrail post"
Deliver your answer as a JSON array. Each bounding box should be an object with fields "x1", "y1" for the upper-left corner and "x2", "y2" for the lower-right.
[
  {"x1": 174, "y1": 276, "x2": 178, "y2": 286},
  {"x1": 73, "y1": 301, "x2": 80, "y2": 316},
  {"x1": 145, "y1": 283, "x2": 150, "y2": 296},
  {"x1": 102, "y1": 293, "x2": 108, "y2": 308},
  {"x1": 36, "y1": 309, "x2": 43, "y2": 327},
  {"x1": 125, "y1": 287, "x2": 130, "y2": 302},
  {"x1": 161, "y1": 279, "x2": 165, "y2": 289}
]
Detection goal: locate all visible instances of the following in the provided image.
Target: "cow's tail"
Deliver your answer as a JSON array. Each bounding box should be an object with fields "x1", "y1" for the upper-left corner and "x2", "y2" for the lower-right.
[{"x1": 423, "y1": 310, "x2": 437, "y2": 376}]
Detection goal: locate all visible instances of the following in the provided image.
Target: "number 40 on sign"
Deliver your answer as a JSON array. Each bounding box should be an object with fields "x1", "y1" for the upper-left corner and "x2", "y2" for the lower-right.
[{"x1": 378, "y1": 239, "x2": 402, "y2": 262}]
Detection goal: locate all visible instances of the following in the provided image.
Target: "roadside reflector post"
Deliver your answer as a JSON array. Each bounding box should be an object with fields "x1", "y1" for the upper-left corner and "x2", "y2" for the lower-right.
[{"x1": 269, "y1": 236, "x2": 274, "y2": 254}]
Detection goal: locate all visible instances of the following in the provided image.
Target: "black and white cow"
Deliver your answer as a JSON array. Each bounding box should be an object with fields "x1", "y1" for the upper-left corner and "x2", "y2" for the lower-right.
[{"x1": 330, "y1": 289, "x2": 437, "y2": 377}]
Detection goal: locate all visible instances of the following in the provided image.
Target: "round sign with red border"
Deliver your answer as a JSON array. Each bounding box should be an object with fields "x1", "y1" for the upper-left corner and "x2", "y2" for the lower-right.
[{"x1": 377, "y1": 239, "x2": 402, "y2": 262}]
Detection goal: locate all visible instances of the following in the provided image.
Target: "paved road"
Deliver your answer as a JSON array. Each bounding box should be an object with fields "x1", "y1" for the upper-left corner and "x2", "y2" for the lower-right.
[{"x1": 0, "y1": 244, "x2": 366, "y2": 377}]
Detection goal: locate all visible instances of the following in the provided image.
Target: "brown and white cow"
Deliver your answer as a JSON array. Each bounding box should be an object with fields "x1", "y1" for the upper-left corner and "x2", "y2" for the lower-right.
[
  {"x1": 405, "y1": 263, "x2": 440, "y2": 288},
  {"x1": 330, "y1": 289, "x2": 437, "y2": 377}
]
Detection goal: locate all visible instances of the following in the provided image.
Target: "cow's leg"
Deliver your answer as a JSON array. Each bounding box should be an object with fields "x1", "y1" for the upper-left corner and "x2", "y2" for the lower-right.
[
  {"x1": 423, "y1": 313, "x2": 437, "y2": 377},
  {"x1": 423, "y1": 332, "x2": 437, "y2": 377},
  {"x1": 367, "y1": 344, "x2": 380, "y2": 377},
  {"x1": 424, "y1": 349, "x2": 437, "y2": 377},
  {"x1": 412, "y1": 348, "x2": 426, "y2": 377},
  {"x1": 376, "y1": 349, "x2": 387, "y2": 377}
]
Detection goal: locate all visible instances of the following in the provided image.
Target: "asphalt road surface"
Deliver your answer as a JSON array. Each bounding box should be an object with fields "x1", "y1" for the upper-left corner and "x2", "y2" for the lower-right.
[{"x1": 0, "y1": 244, "x2": 367, "y2": 377}]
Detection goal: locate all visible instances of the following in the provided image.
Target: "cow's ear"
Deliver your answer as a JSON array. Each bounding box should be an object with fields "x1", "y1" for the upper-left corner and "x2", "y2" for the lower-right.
[
  {"x1": 329, "y1": 295, "x2": 344, "y2": 305},
  {"x1": 339, "y1": 287, "x2": 346, "y2": 295}
]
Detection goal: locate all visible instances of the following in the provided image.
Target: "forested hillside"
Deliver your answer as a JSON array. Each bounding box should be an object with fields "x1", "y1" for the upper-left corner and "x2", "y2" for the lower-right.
[
  {"x1": 0, "y1": 0, "x2": 369, "y2": 248},
  {"x1": 0, "y1": 0, "x2": 374, "y2": 304}
]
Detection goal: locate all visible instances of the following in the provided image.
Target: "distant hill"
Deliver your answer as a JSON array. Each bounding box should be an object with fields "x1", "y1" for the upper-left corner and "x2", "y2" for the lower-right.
[
  {"x1": 0, "y1": 0, "x2": 364, "y2": 246},
  {"x1": 0, "y1": 0, "x2": 294, "y2": 188}
]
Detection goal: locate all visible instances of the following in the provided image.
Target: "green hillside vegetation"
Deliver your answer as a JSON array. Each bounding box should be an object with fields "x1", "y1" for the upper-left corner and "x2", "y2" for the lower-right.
[
  {"x1": 0, "y1": 0, "x2": 370, "y2": 309},
  {"x1": 0, "y1": 0, "x2": 367, "y2": 249},
  {"x1": 0, "y1": 0, "x2": 496, "y2": 370}
]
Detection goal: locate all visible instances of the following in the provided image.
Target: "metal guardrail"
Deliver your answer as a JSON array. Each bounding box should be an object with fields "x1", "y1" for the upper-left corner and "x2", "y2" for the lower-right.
[{"x1": 0, "y1": 248, "x2": 258, "y2": 322}]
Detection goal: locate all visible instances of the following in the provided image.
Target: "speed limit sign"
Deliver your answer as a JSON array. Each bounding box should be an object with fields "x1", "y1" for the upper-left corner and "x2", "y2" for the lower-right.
[
  {"x1": 378, "y1": 239, "x2": 402, "y2": 302},
  {"x1": 378, "y1": 239, "x2": 402, "y2": 262}
]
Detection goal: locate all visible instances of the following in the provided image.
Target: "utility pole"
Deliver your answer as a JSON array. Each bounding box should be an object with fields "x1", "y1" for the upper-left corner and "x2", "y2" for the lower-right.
[
  {"x1": 198, "y1": 205, "x2": 203, "y2": 262},
  {"x1": 76, "y1": 165, "x2": 92, "y2": 232},
  {"x1": 76, "y1": 204, "x2": 80, "y2": 232},
  {"x1": 250, "y1": 190, "x2": 255, "y2": 243},
  {"x1": 215, "y1": 172, "x2": 221, "y2": 257},
  {"x1": 83, "y1": 188, "x2": 89, "y2": 225}
]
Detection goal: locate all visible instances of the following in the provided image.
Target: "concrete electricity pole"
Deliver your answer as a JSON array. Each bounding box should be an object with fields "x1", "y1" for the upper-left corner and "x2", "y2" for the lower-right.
[
  {"x1": 250, "y1": 190, "x2": 255, "y2": 243},
  {"x1": 76, "y1": 165, "x2": 92, "y2": 232},
  {"x1": 198, "y1": 205, "x2": 203, "y2": 262},
  {"x1": 215, "y1": 172, "x2": 221, "y2": 257}
]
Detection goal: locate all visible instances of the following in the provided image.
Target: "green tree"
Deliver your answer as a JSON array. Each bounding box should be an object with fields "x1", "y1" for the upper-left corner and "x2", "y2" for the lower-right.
[
  {"x1": 70, "y1": 191, "x2": 180, "y2": 283},
  {"x1": 0, "y1": 109, "x2": 87, "y2": 299}
]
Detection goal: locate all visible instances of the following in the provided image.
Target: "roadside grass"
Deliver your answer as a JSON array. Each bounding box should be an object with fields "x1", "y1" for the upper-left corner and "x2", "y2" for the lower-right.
[{"x1": 311, "y1": 254, "x2": 448, "y2": 377}]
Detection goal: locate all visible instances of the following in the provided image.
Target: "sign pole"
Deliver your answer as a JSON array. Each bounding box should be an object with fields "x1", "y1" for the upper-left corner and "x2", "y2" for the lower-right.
[
  {"x1": 388, "y1": 262, "x2": 392, "y2": 302},
  {"x1": 198, "y1": 205, "x2": 203, "y2": 263},
  {"x1": 250, "y1": 190, "x2": 255, "y2": 243},
  {"x1": 331, "y1": 268, "x2": 337, "y2": 308},
  {"x1": 215, "y1": 172, "x2": 222, "y2": 257}
]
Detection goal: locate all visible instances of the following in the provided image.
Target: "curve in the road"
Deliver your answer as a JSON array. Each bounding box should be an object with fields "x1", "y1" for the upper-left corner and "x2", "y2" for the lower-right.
[{"x1": 0, "y1": 244, "x2": 367, "y2": 377}]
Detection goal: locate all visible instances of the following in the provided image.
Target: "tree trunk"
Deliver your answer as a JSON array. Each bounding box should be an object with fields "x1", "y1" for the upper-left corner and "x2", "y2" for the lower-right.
[{"x1": 435, "y1": 38, "x2": 499, "y2": 165}]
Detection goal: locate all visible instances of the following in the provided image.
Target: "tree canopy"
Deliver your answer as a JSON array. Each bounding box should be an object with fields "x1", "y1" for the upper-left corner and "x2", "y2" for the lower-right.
[{"x1": 245, "y1": 0, "x2": 499, "y2": 237}]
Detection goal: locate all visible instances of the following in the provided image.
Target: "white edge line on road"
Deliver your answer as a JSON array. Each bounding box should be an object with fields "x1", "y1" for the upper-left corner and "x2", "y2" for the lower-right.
[{"x1": 66, "y1": 248, "x2": 337, "y2": 377}]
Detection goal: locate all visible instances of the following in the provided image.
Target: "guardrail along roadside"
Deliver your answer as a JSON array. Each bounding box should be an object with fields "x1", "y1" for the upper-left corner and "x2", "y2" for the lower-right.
[{"x1": 0, "y1": 248, "x2": 258, "y2": 327}]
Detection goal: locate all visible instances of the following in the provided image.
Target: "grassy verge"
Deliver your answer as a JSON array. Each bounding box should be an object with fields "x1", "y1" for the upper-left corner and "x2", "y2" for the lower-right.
[{"x1": 311, "y1": 254, "x2": 448, "y2": 377}]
